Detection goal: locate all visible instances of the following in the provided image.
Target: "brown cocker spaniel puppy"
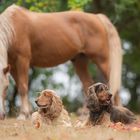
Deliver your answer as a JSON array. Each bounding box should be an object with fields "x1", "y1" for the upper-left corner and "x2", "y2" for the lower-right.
[
  {"x1": 86, "y1": 83, "x2": 136, "y2": 126},
  {"x1": 31, "y1": 89, "x2": 72, "y2": 128}
]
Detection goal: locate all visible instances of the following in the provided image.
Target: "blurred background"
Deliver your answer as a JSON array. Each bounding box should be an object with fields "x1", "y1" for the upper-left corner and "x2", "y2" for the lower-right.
[{"x1": 0, "y1": 0, "x2": 140, "y2": 116}]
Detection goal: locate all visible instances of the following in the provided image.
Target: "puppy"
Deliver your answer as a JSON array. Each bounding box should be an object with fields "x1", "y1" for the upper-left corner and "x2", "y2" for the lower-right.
[
  {"x1": 31, "y1": 89, "x2": 72, "y2": 127},
  {"x1": 85, "y1": 83, "x2": 111, "y2": 126},
  {"x1": 86, "y1": 83, "x2": 136, "y2": 126}
]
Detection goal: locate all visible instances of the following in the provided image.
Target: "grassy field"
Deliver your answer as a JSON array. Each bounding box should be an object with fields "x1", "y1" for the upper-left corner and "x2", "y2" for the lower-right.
[{"x1": 0, "y1": 119, "x2": 140, "y2": 140}]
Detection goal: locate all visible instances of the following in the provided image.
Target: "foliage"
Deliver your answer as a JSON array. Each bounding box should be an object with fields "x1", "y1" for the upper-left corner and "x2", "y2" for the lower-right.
[
  {"x1": 0, "y1": 0, "x2": 16, "y2": 12},
  {"x1": 68, "y1": 0, "x2": 92, "y2": 10},
  {"x1": 16, "y1": 0, "x2": 65, "y2": 12}
]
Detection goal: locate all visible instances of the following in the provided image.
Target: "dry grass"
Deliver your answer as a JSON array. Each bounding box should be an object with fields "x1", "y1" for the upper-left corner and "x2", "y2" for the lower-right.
[{"x1": 0, "y1": 118, "x2": 140, "y2": 140}]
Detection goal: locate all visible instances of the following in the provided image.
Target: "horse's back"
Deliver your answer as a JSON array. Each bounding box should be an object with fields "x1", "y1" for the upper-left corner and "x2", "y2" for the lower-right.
[{"x1": 6, "y1": 5, "x2": 108, "y2": 67}]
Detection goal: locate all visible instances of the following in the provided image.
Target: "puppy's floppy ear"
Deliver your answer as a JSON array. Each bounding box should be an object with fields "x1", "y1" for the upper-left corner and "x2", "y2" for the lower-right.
[
  {"x1": 49, "y1": 93, "x2": 62, "y2": 118},
  {"x1": 87, "y1": 85, "x2": 98, "y2": 100},
  {"x1": 94, "y1": 84, "x2": 101, "y2": 94},
  {"x1": 51, "y1": 94, "x2": 62, "y2": 105},
  {"x1": 94, "y1": 83, "x2": 108, "y2": 94},
  {"x1": 44, "y1": 91, "x2": 52, "y2": 97},
  {"x1": 44, "y1": 91, "x2": 54, "y2": 101},
  {"x1": 87, "y1": 82, "x2": 105, "y2": 99},
  {"x1": 41, "y1": 91, "x2": 54, "y2": 106},
  {"x1": 86, "y1": 85, "x2": 99, "y2": 111},
  {"x1": 45, "y1": 91, "x2": 62, "y2": 105}
]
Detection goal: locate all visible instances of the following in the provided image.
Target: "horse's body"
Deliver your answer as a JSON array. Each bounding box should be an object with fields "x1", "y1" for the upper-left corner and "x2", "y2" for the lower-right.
[{"x1": 0, "y1": 5, "x2": 122, "y2": 119}]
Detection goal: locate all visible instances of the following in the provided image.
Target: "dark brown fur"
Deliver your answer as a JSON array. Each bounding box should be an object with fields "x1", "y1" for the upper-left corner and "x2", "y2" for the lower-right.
[
  {"x1": 87, "y1": 83, "x2": 136, "y2": 125},
  {"x1": 110, "y1": 106, "x2": 136, "y2": 124}
]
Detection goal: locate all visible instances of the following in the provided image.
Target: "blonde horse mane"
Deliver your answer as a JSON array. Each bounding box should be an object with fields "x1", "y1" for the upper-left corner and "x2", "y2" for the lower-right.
[
  {"x1": 97, "y1": 14, "x2": 122, "y2": 103},
  {"x1": 0, "y1": 5, "x2": 16, "y2": 67}
]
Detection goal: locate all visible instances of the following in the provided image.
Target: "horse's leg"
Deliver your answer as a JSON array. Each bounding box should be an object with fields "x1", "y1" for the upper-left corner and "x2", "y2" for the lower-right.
[
  {"x1": 14, "y1": 56, "x2": 30, "y2": 120},
  {"x1": 72, "y1": 55, "x2": 94, "y2": 116},
  {"x1": 95, "y1": 58, "x2": 110, "y2": 83},
  {"x1": 0, "y1": 87, "x2": 7, "y2": 119},
  {"x1": 92, "y1": 56, "x2": 121, "y2": 105},
  {"x1": 72, "y1": 54, "x2": 93, "y2": 96}
]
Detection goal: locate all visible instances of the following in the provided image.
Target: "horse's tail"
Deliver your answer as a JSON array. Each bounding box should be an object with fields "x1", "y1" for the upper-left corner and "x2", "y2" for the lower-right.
[{"x1": 97, "y1": 14, "x2": 122, "y2": 104}]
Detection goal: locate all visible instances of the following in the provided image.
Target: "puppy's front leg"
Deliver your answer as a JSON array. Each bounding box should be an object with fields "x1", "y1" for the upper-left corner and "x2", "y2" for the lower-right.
[{"x1": 31, "y1": 111, "x2": 43, "y2": 128}]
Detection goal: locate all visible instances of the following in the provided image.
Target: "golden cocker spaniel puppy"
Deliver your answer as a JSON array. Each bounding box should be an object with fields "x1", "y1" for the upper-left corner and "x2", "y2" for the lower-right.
[{"x1": 31, "y1": 89, "x2": 72, "y2": 128}]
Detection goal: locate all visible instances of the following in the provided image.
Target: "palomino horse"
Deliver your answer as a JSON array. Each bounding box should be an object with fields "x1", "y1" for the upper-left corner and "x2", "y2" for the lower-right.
[{"x1": 0, "y1": 5, "x2": 122, "y2": 119}]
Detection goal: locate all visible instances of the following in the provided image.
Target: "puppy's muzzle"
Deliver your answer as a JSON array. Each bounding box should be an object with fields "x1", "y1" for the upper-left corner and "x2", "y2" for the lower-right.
[
  {"x1": 107, "y1": 93, "x2": 112, "y2": 101},
  {"x1": 35, "y1": 100, "x2": 38, "y2": 104},
  {"x1": 35, "y1": 100, "x2": 49, "y2": 109}
]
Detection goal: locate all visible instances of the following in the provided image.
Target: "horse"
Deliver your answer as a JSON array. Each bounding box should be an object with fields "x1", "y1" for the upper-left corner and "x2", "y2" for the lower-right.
[{"x1": 0, "y1": 4, "x2": 122, "y2": 120}]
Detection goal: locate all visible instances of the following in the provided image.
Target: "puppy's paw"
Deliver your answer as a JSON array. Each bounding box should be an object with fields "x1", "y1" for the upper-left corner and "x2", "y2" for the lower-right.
[{"x1": 31, "y1": 111, "x2": 42, "y2": 128}]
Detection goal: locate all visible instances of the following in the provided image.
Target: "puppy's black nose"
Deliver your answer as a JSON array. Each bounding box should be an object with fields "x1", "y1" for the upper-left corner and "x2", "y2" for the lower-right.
[
  {"x1": 35, "y1": 100, "x2": 38, "y2": 104},
  {"x1": 109, "y1": 93, "x2": 112, "y2": 99}
]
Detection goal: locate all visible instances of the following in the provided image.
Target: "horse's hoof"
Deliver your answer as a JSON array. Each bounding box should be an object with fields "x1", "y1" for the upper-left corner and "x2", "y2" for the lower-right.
[
  {"x1": 17, "y1": 113, "x2": 30, "y2": 121},
  {"x1": 17, "y1": 114, "x2": 26, "y2": 120},
  {"x1": 0, "y1": 113, "x2": 5, "y2": 120}
]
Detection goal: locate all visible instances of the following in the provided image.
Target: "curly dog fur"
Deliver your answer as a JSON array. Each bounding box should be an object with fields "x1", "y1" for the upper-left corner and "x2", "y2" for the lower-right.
[
  {"x1": 85, "y1": 83, "x2": 136, "y2": 126},
  {"x1": 31, "y1": 89, "x2": 71, "y2": 127}
]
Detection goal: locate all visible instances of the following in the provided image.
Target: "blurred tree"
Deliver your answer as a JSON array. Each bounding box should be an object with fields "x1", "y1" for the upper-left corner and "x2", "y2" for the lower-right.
[
  {"x1": 68, "y1": 0, "x2": 91, "y2": 10},
  {"x1": 0, "y1": 0, "x2": 16, "y2": 12},
  {"x1": 16, "y1": 0, "x2": 68, "y2": 12}
]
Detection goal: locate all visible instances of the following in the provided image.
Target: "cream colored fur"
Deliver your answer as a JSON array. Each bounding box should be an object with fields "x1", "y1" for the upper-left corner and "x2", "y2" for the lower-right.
[{"x1": 31, "y1": 90, "x2": 72, "y2": 127}]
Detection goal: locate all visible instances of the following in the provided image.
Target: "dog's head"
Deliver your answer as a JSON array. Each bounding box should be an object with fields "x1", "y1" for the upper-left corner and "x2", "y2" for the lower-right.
[
  {"x1": 87, "y1": 83, "x2": 112, "y2": 112},
  {"x1": 94, "y1": 83, "x2": 112, "y2": 105},
  {"x1": 35, "y1": 90, "x2": 54, "y2": 108},
  {"x1": 35, "y1": 89, "x2": 62, "y2": 118}
]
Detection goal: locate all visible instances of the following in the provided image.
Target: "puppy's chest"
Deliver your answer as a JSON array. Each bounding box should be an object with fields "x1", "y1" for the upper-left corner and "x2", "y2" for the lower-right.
[
  {"x1": 89, "y1": 110, "x2": 110, "y2": 125},
  {"x1": 41, "y1": 112, "x2": 56, "y2": 122},
  {"x1": 42, "y1": 109, "x2": 71, "y2": 126}
]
